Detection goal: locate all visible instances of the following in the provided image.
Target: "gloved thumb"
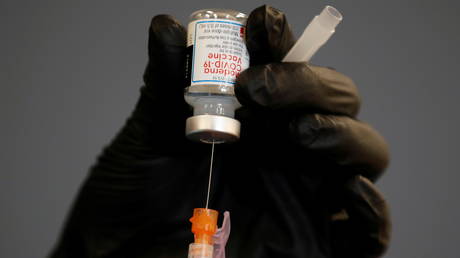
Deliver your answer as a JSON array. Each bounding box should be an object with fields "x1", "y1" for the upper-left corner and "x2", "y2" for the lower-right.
[
  {"x1": 143, "y1": 15, "x2": 187, "y2": 101},
  {"x1": 245, "y1": 5, "x2": 296, "y2": 65}
]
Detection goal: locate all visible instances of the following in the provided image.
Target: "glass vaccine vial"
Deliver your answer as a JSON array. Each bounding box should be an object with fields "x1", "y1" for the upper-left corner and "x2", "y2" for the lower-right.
[{"x1": 184, "y1": 9, "x2": 249, "y2": 143}]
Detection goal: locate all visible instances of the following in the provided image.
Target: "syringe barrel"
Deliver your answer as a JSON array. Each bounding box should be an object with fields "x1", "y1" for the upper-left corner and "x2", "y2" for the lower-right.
[
  {"x1": 282, "y1": 6, "x2": 342, "y2": 62},
  {"x1": 188, "y1": 243, "x2": 213, "y2": 258}
]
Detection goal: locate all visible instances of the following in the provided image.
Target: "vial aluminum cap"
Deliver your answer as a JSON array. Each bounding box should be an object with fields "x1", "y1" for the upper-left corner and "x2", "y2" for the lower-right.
[{"x1": 186, "y1": 115, "x2": 240, "y2": 143}]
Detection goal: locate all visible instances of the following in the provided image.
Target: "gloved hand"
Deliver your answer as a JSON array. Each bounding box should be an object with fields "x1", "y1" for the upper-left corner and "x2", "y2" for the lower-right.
[
  {"x1": 234, "y1": 6, "x2": 391, "y2": 257},
  {"x1": 49, "y1": 5, "x2": 391, "y2": 258},
  {"x1": 236, "y1": 6, "x2": 388, "y2": 181},
  {"x1": 231, "y1": 6, "x2": 391, "y2": 257}
]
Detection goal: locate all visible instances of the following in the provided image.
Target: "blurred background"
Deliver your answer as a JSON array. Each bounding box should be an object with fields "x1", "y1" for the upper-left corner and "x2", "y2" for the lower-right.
[{"x1": 1, "y1": 0, "x2": 458, "y2": 257}]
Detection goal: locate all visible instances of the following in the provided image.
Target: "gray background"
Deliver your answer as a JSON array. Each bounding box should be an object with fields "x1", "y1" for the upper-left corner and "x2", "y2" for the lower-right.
[{"x1": 1, "y1": 0, "x2": 458, "y2": 257}]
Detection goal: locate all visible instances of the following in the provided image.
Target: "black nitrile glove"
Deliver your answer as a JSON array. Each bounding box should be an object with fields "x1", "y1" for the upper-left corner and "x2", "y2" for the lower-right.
[
  {"x1": 49, "y1": 5, "x2": 391, "y2": 258},
  {"x1": 233, "y1": 6, "x2": 391, "y2": 257},
  {"x1": 330, "y1": 175, "x2": 391, "y2": 258}
]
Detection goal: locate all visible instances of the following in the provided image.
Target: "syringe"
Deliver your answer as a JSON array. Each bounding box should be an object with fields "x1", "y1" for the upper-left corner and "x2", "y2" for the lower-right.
[{"x1": 189, "y1": 5, "x2": 343, "y2": 258}]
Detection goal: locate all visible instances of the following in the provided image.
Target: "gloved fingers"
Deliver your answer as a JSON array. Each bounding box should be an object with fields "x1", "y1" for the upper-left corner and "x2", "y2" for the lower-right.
[
  {"x1": 235, "y1": 63, "x2": 361, "y2": 117},
  {"x1": 245, "y1": 5, "x2": 296, "y2": 65},
  {"x1": 331, "y1": 175, "x2": 391, "y2": 257},
  {"x1": 132, "y1": 15, "x2": 191, "y2": 146},
  {"x1": 143, "y1": 15, "x2": 187, "y2": 100},
  {"x1": 289, "y1": 114, "x2": 389, "y2": 181}
]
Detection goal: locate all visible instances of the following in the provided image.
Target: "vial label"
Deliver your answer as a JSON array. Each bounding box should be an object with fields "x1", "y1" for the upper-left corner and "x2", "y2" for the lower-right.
[{"x1": 185, "y1": 19, "x2": 249, "y2": 87}]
